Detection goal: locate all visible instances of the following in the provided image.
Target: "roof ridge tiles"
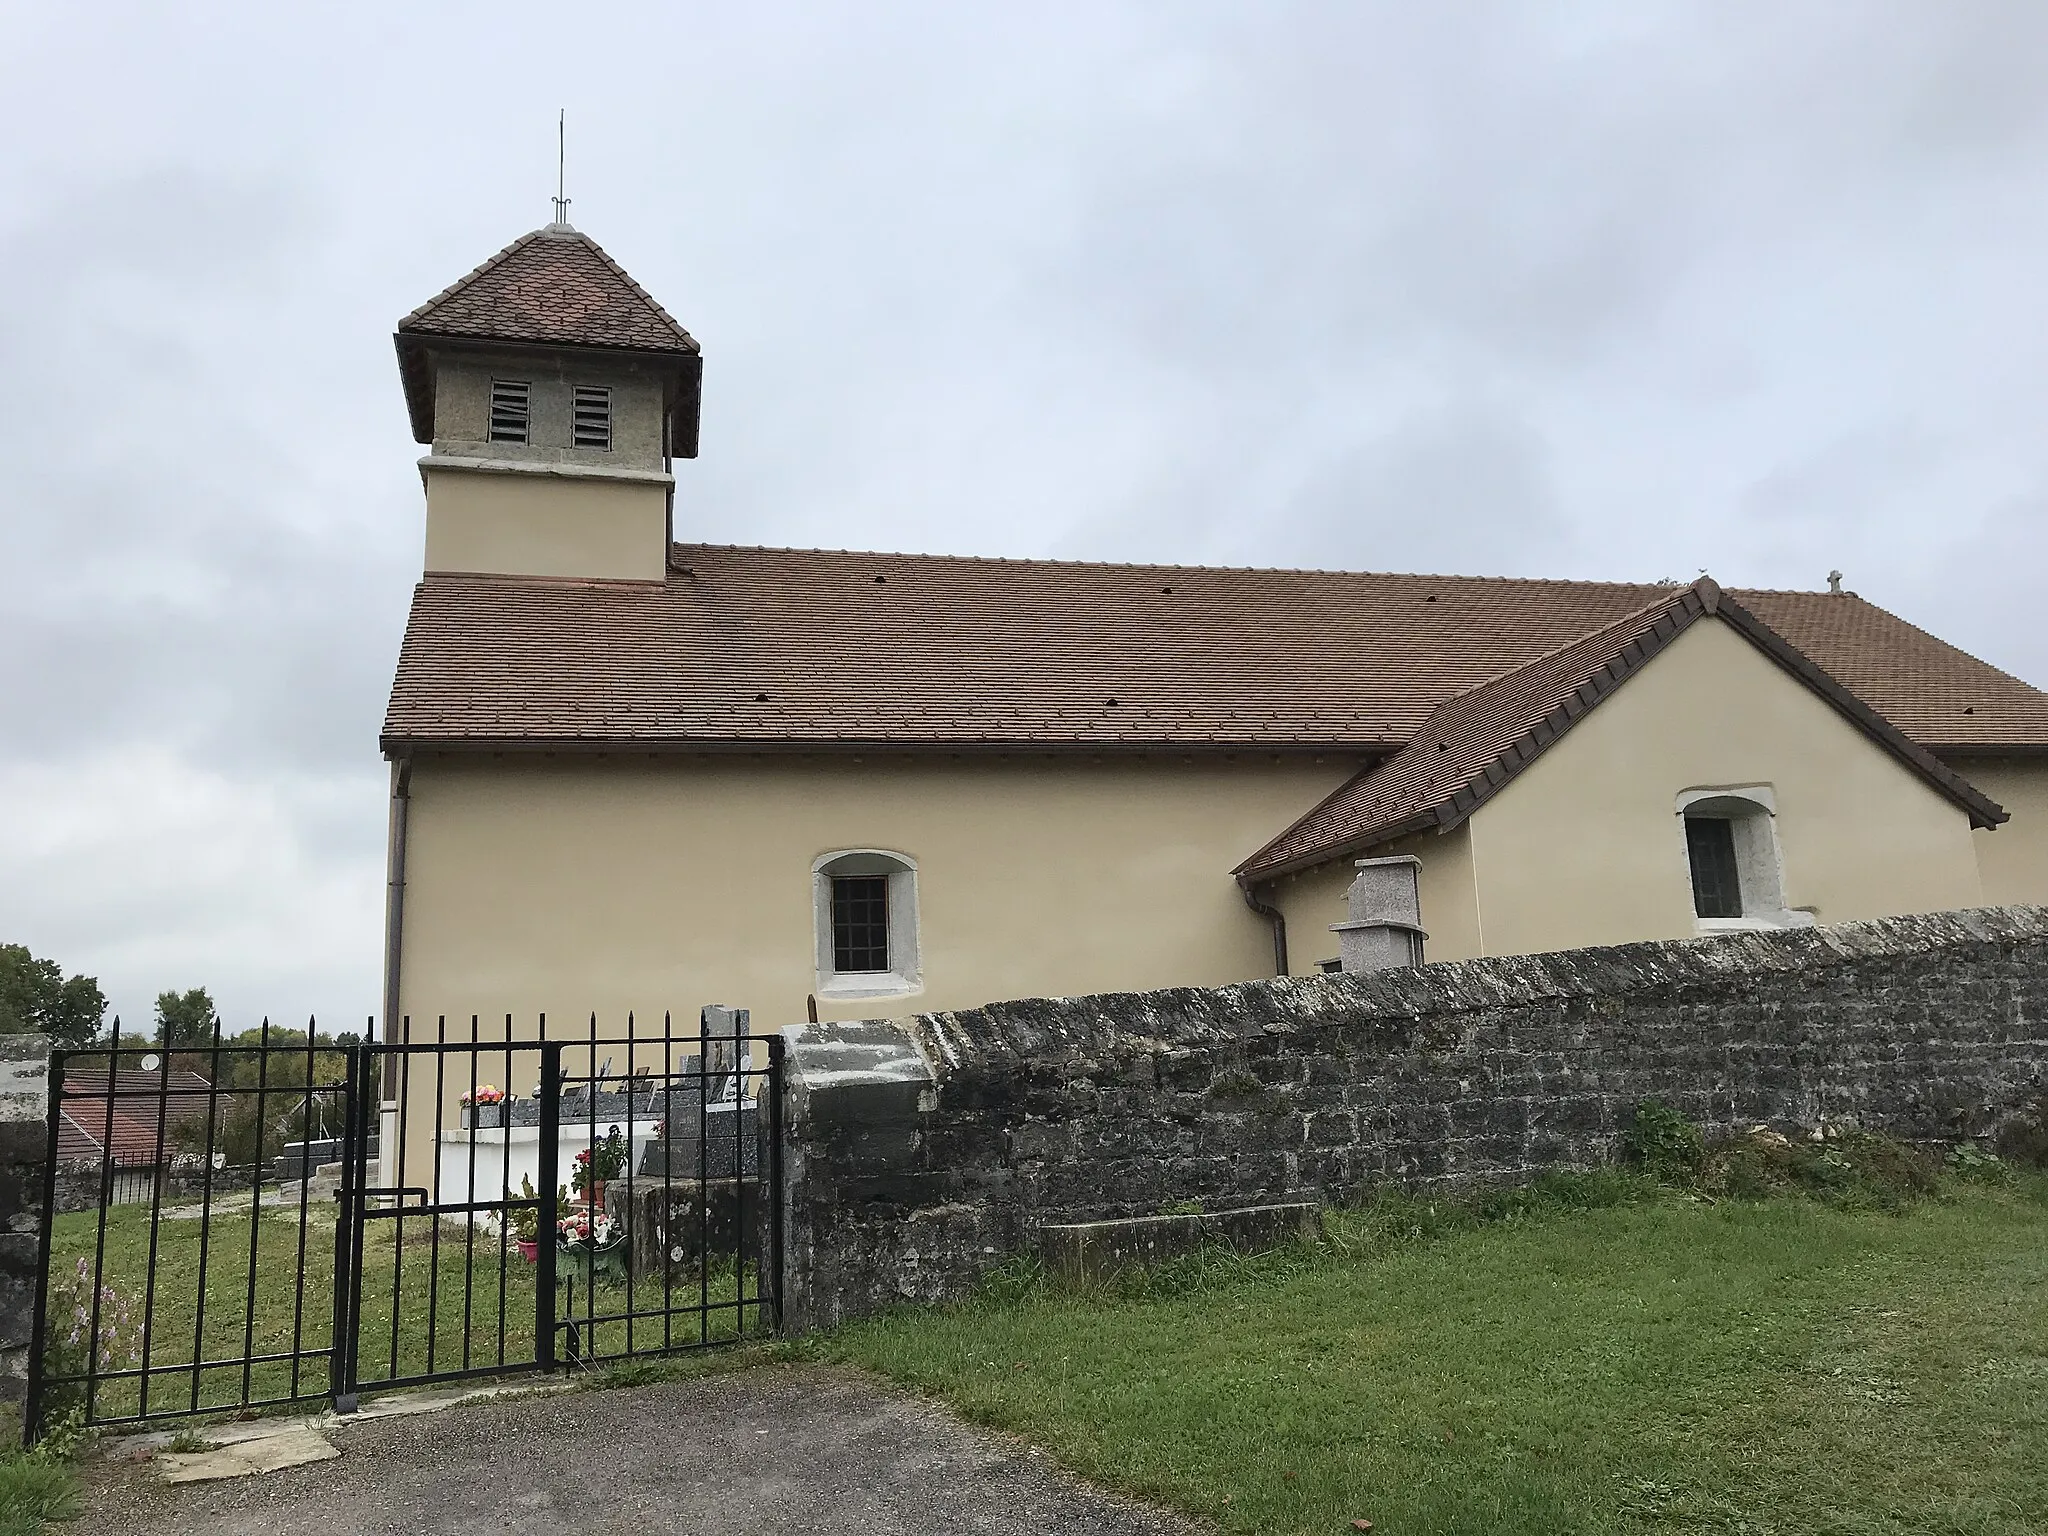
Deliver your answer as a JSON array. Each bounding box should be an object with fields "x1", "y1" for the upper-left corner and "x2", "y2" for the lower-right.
[{"x1": 665, "y1": 540, "x2": 1678, "y2": 589}]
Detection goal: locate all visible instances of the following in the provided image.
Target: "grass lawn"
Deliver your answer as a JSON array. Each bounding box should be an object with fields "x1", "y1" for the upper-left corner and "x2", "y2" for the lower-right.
[
  {"x1": 0, "y1": 1451, "x2": 79, "y2": 1536},
  {"x1": 48, "y1": 1201, "x2": 766, "y2": 1426},
  {"x1": 808, "y1": 1178, "x2": 2048, "y2": 1536}
]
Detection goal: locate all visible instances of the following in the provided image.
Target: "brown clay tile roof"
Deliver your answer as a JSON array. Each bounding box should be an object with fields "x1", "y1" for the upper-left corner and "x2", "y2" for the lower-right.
[
  {"x1": 1234, "y1": 581, "x2": 2009, "y2": 881},
  {"x1": 398, "y1": 226, "x2": 699, "y2": 357},
  {"x1": 385, "y1": 546, "x2": 1683, "y2": 750},
  {"x1": 1737, "y1": 588, "x2": 2048, "y2": 752},
  {"x1": 57, "y1": 1070, "x2": 212, "y2": 1166},
  {"x1": 56, "y1": 1108, "x2": 169, "y2": 1166},
  {"x1": 383, "y1": 545, "x2": 2048, "y2": 762}
]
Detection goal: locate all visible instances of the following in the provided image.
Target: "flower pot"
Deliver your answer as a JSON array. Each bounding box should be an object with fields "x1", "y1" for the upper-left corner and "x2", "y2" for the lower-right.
[
  {"x1": 560, "y1": 1238, "x2": 627, "y2": 1286},
  {"x1": 461, "y1": 1104, "x2": 506, "y2": 1129},
  {"x1": 517, "y1": 1238, "x2": 538, "y2": 1263}
]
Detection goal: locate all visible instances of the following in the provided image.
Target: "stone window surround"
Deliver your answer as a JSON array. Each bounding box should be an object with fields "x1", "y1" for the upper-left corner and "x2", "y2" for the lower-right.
[
  {"x1": 812, "y1": 849, "x2": 922, "y2": 1001},
  {"x1": 1674, "y1": 785, "x2": 1816, "y2": 934}
]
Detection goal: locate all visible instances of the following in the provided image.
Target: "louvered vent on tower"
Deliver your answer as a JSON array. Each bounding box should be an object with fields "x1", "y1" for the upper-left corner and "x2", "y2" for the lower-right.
[
  {"x1": 573, "y1": 386, "x2": 612, "y2": 450},
  {"x1": 488, "y1": 380, "x2": 530, "y2": 444}
]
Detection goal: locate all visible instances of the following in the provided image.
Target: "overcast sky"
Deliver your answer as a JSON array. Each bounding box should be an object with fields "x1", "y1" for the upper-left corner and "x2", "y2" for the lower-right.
[{"x1": 3, "y1": 2, "x2": 2045, "y2": 1033}]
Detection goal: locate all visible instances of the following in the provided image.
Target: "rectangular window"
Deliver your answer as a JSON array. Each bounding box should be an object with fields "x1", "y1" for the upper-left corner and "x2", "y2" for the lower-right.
[
  {"x1": 488, "y1": 380, "x2": 530, "y2": 444},
  {"x1": 1685, "y1": 817, "x2": 1743, "y2": 919},
  {"x1": 572, "y1": 386, "x2": 612, "y2": 450},
  {"x1": 830, "y1": 875, "x2": 890, "y2": 973}
]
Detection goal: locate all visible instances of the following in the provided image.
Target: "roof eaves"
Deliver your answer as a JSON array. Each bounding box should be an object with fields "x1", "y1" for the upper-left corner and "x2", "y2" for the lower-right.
[
  {"x1": 1232, "y1": 806, "x2": 1445, "y2": 887},
  {"x1": 382, "y1": 733, "x2": 1399, "y2": 760}
]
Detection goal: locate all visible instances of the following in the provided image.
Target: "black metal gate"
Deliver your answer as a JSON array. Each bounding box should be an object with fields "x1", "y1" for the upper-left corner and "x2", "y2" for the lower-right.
[{"x1": 25, "y1": 1009, "x2": 782, "y2": 1441}]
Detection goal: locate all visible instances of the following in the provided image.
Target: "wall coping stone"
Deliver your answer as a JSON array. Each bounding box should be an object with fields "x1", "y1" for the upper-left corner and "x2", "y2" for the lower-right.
[
  {"x1": 0, "y1": 1037, "x2": 50, "y2": 1126},
  {"x1": 903, "y1": 906, "x2": 2048, "y2": 1076}
]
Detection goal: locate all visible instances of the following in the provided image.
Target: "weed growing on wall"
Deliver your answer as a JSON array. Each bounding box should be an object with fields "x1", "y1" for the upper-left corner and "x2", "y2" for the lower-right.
[{"x1": 1623, "y1": 1100, "x2": 1706, "y2": 1182}]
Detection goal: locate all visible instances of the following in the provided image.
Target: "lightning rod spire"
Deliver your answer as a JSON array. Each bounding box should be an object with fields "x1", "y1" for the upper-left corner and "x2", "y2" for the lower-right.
[{"x1": 551, "y1": 109, "x2": 572, "y2": 229}]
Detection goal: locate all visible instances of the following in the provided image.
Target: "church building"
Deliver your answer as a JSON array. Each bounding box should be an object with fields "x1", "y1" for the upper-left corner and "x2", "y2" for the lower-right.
[{"x1": 378, "y1": 215, "x2": 2048, "y2": 1044}]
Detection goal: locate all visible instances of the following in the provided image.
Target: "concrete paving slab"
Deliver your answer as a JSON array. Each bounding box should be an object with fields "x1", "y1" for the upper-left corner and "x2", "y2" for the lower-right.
[{"x1": 157, "y1": 1425, "x2": 340, "y2": 1483}]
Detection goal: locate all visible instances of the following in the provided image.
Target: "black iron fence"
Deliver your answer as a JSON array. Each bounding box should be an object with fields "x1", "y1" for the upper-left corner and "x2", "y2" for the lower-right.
[{"x1": 26, "y1": 1009, "x2": 782, "y2": 1441}]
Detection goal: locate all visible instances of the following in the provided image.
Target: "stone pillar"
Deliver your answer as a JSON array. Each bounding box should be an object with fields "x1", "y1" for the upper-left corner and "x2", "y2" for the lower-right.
[
  {"x1": 1330, "y1": 856, "x2": 1428, "y2": 973},
  {"x1": 774, "y1": 1017, "x2": 945, "y2": 1334},
  {"x1": 0, "y1": 1038, "x2": 50, "y2": 1404}
]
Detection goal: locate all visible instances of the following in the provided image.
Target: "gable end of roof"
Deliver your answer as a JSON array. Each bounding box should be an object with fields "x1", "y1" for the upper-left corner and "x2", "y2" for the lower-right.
[
  {"x1": 1236, "y1": 579, "x2": 2008, "y2": 885},
  {"x1": 1710, "y1": 591, "x2": 2008, "y2": 831}
]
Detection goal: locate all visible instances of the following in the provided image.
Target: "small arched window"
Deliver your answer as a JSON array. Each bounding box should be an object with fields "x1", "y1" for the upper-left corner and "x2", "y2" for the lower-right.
[
  {"x1": 1676, "y1": 788, "x2": 1805, "y2": 931},
  {"x1": 812, "y1": 850, "x2": 921, "y2": 999}
]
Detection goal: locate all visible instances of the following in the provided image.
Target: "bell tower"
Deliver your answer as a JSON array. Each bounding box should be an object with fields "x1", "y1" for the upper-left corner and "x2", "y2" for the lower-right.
[{"x1": 393, "y1": 216, "x2": 701, "y2": 581}]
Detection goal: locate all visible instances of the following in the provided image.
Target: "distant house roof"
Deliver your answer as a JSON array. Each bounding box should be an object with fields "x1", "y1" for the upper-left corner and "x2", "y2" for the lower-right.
[
  {"x1": 57, "y1": 1109, "x2": 168, "y2": 1167},
  {"x1": 383, "y1": 544, "x2": 2048, "y2": 760},
  {"x1": 1234, "y1": 580, "x2": 2009, "y2": 882},
  {"x1": 394, "y1": 224, "x2": 704, "y2": 451},
  {"x1": 57, "y1": 1069, "x2": 212, "y2": 1167}
]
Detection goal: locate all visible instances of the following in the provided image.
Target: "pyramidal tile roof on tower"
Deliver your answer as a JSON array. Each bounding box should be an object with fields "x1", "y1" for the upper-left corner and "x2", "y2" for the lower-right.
[{"x1": 398, "y1": 224, "x2": 700, "y2": 355}]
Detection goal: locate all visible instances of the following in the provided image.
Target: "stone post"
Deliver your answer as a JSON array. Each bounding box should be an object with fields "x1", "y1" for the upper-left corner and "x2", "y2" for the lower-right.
[
  {"x1": 774, "y1": 1017, "x2": 941, "y2": 1334},
  {"x1": 0, "y1": 1038, "x2": 51, "y2": 1404},
  {"x1": 1330, "y1": 855, "x2": 1428, "y2": 972}
]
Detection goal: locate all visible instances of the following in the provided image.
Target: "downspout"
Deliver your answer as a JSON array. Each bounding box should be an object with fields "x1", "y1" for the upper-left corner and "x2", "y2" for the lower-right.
[
  {"x1": 1238, "y1": 877, "x2": 1289, "y2": 977},
  {"x1": 381, "y1": 756, "x2": 413, "y2": 1049}
]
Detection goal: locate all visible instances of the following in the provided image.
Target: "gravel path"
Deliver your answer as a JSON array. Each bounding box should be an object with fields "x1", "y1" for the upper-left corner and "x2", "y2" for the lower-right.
[{"x1": 84, "y1": 1365, "x2": 1198, "y2": 1535}]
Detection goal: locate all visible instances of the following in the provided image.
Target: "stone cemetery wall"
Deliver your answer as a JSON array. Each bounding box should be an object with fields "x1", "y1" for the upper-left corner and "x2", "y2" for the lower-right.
[
  {"x1": 775, "y1": 907, "x2": 2048, "y2": 1331},
  {"x1": 0, "y1": 1037, "x2": 50, "y2": 1402}
]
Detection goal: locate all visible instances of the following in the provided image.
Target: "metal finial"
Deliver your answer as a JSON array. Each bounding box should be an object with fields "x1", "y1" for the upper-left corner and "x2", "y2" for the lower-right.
[{"x1": 551, "y1": 109, "x2": 572, "y2": 229}]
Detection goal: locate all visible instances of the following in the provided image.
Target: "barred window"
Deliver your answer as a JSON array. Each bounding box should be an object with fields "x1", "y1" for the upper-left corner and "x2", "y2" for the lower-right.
[
  {"x1": 489, "y1": 380, "x2": 530, "y2": 444},
  {"x1": 1685, "y1": 817, "x2": 1742, "y2": 919},
  {"x1": 814, "y1": 850, "x2": 919, "y2": 996},
  {"x1": 1678, "y1": 788, "x2": 1791, "y2": 930},
  {"x1": 830, "y1": 875, "x2": 890, "y2": 972},
  {"x1": 573, "y1": 386, "x2": 611, "y2": 450}
]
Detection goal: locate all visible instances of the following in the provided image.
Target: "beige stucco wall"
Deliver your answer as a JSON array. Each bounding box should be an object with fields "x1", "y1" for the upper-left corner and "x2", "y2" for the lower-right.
[
  {"x1": 1270, "y1": 821, "x2": 1483, "y2": 969},
  {"x1": 422, "y1": 464, "x2": 669, "y2": 580},
  {"x1": 394, "y1": 752, "x2": 1357, "y2": 1036},
  {"x1": 1460, "y1": 616, "x2": 1984, "y2": 956},
  {"x1": 1945, "y1": 755, "x2": 2048, "y2": 905}
]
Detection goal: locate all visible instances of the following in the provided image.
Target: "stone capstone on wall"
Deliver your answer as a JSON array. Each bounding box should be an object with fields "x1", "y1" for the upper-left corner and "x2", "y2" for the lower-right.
[{"x1": 775, "y1": 908, "x2": 2048, "y2": 1333}]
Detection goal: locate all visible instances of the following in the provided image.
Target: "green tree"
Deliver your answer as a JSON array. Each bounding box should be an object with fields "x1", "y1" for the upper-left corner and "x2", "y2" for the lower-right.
[
  {"x1": 0, "y1": 943, "x2": 108, "y2": 1048},
  {"x1": 168, "y1": 1025, "x2": 349, "y2": 1170},
  {"x1": 154, "y1": 987, "x2": 217, "y2": 1050}
]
